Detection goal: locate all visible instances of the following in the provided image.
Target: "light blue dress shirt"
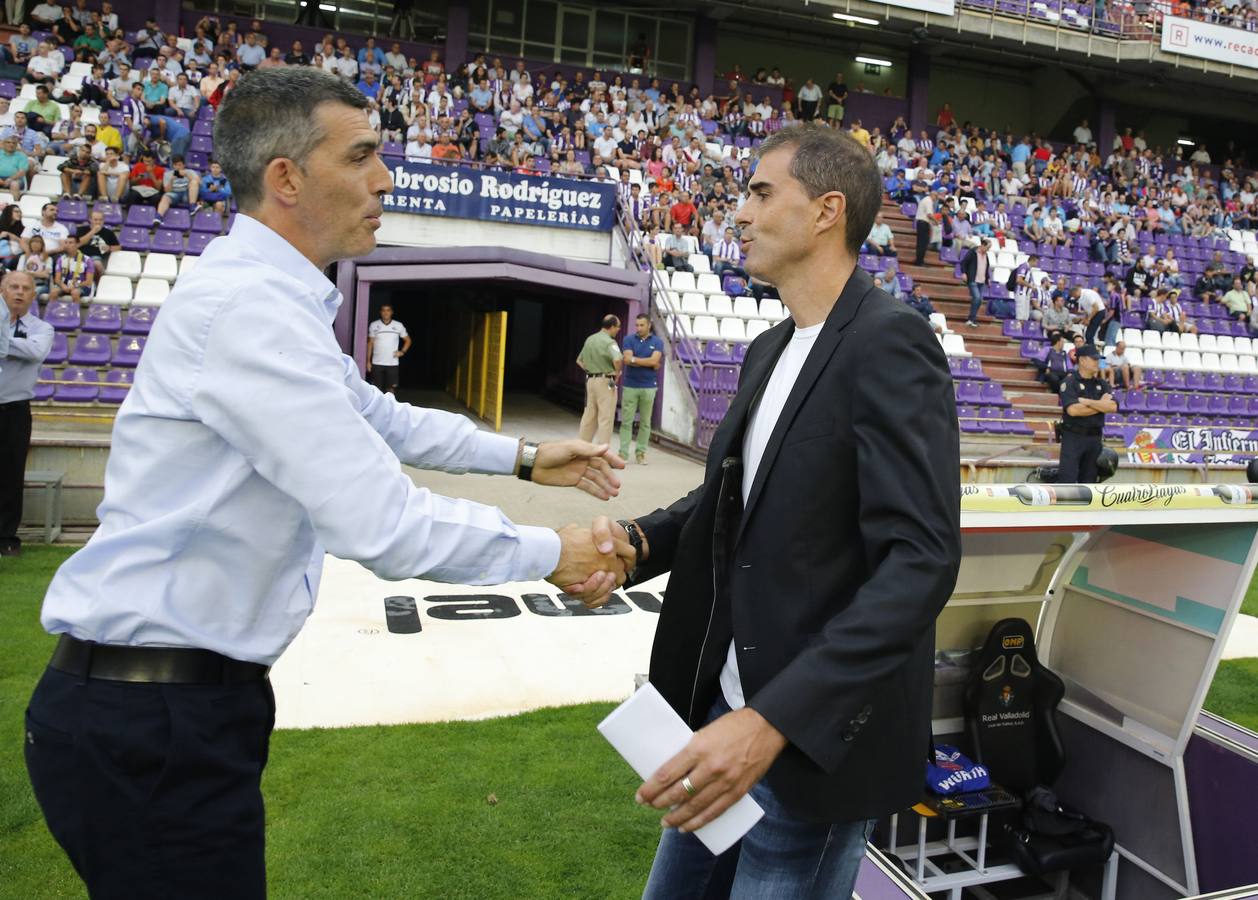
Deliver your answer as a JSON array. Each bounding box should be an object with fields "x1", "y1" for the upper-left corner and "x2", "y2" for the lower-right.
[
  {"x1": 0, "y1": 311, "x2": 53, "y2": 402},
  {"x1": 41, "y1": 214, "x2": 562, "y2": 665}
]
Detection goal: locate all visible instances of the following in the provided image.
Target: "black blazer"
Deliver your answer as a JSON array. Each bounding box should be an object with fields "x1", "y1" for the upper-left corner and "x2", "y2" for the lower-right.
[
  {"x1": 632, "y1": 267, "x2": 961, "y2": 823},
  {"x1": 960, "y1": 246, "x2": 986, "y2": 285}
]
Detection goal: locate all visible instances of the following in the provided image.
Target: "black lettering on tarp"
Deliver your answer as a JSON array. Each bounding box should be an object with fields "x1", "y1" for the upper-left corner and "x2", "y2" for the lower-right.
[
  {"x1": 626, "y1": 592, "x2": 662, "y2": 613},
  {"x1": 520, "y1": 592, "x2": 631, "y2": 616},
  {"x1": 383, "y1": 595, "x2": 422, "y2": 633},
  {"x1": 424, "y1": 594, "x2": 521, "y2": 620}
]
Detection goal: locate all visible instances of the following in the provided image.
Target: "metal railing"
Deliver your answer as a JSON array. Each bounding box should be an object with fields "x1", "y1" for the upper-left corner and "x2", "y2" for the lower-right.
[{"x1": 957, "y1": 0, "x2": 1258, "y2": 43}]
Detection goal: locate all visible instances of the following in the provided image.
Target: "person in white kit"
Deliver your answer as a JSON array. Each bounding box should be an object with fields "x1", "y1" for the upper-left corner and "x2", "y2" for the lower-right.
[
  {"x1": 365, "y1": 302, "x2": 410, "y2": 393},
  {"x1": 22, "y1": 68, "x2": 633, "y2": 900},
  {"x1": 571, "y1": 125, "x2": 962, "y2": 898}
]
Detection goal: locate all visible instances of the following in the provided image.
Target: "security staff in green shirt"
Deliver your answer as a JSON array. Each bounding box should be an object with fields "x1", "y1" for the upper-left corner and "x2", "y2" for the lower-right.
[{"x1": 576, "y1": 314, "x2": 623, "y2": 446}]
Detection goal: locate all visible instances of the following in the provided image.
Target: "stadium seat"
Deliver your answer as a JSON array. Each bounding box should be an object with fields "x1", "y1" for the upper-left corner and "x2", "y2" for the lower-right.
[
  {"x1": 122, "y1": 307, "x2": 156, "y2": 335},
  {"x1": 39, "y1": 155, "x2": 67, "y2": 174},
  {"x1": 132, "y1": 278, "x2": 170, "y2": 306},
  {"x1": 1221, "y1": 354, "x2": 1242, "y2": 374},
  {"x1": 732, "y1": 297, "x2": 759, "y2": 319},
  {"x1": 43, "y1": 300, "x2": 79, "y2": 331},
  {"x1": 54, "y1": 367, "x2": 99, "y2": 402},
  {"x1": 930, "y1": 313, "x2": 950, "y2": 334},
  {"x1": 142, "y1": 253, "x2": 179, "y2": 282},
  {"x1": 1199, "y1": 334, "x2": 1219, "y2": 353},
  {"x1": 93, "y1": 275, "x2": 133, "y2": 305},
  {"x1": 1122, "y1": 328, "x2": 1143, "y2": 348},
  {"x1": 942, "y1": 334, "x2": 971, "y2": 358},
  {"x1": 100, "y1": 369, "x2": 136, "y2": 405},
  {"x1": 106, "y1": 251, "x2": 144, "y2": 280},
  {"x1": 745, "y1": 319, "x2": 771, "y2": 340},
  {"x1": 1237, "y1": 337, "x2": 1254, "y2": 356},
  {"x1": 689, "y1": 254, "x2": 712, "y2": 274},
  {"x1": 1201, "y1": 352, "x2": 1222, "y2": 372},
  {"x1": 1217, "y1": 336, "x2": 1236, "y2": 355},
  {"x1": 1142, "y1": 348, "x2": 1163, "y2": 369},
  {"x1": 707, "y1": 294, "x2": 733, "y2": 317},
  {"x1": 112, "y1": 336, "x2": 146, "y2": 367},
  {"x1": 680, "y1": 293, "x2": 707, "y2": 315},
  {"x1": 695, "y1": 273, "x2": 722, "y2": 295},
  {"x1": 25, "y1": 173, "x2": 60, "y2": 197},
  {"x1": 692, "y1": 315, "x2": 722, "y2": 341},
  {"x1": 1180, "y1": 333, "x2": 1200, "y2": 352},
  {"x1": 1182, "y1": 351, "x2": 1204, "y2": 371},
  {"x1": 719, "y1": 317, "x2": 747, "y2": 342},
  {"x1": 18, "y1": 193, "x2": 48, "y2": 219},
  {"x1": 1242, "y1": 356, "x2": 1258, "y2": 374},
  {"x1": 759, "y1": 298, "x2": 785, "y2": 320},
  {"x1": 1159, "y1": 331, "x2": 1180, "y2": 350},
  {"x1": 68, "y1": 334, "x2": 110, "y2": 365},
  {"x1": 670, "y1": 271, "x2": 696, "y2": 292},
  {"x1": 82, "y1": 304, "x2": 122, "y2": 333},
  {"x1": 186, "y1": 232, "x2": 218, "y2": 255},
  {"x1": 669, "y1": 314, "x2": 693, "y2": 337}
]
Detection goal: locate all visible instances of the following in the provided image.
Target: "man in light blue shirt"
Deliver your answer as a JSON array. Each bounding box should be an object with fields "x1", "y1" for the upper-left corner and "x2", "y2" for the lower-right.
[
  {"x1": 24, "y1": 67, "x2": 631, "y2": 899},
  {"x1": 237, "y1": 32, "x2": 266, "y2": 70},
  {"x1": 1, "y1": 270, "x2": 53, "y2": 557}
]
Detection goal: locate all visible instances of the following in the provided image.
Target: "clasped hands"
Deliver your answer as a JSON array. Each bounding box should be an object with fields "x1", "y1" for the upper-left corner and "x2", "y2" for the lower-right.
[{"x1": 546, "y1": 515, "x2": 642, "y2": 609}]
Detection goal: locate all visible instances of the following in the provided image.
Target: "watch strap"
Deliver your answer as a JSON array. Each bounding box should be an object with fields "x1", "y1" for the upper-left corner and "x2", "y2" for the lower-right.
[
  {"x1": 517, "y1": 441, "x2": 539, "y2": 482},
  {"x1": 617, "y1": 519, "x2": 643, "y2": 569}
]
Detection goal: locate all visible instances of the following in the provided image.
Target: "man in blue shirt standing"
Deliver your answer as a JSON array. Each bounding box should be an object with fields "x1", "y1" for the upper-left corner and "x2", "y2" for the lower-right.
[{"x1": 619, "y1": 313, "x2": 664, "y2": 464}]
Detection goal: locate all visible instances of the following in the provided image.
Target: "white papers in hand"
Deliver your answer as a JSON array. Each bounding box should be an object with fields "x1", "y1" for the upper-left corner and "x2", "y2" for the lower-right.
[{"x1": 597, "y1": 683, "x2": 764, "y2": 855}]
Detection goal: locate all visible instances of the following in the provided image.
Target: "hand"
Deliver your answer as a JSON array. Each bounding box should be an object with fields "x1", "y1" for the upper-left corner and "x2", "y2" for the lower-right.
[
  {"x1": 546, "y1": 524, "x2": 630, "y2": 608},
  {"x1": 366, "y1": 361, "x2": 372, "y2": 373},
  {"x1": 531, "y1": 440, "x2": 625, "y2": 500},
  {"x1": 393, "y1": 350, "x2": 402, "y2": 358},
  {"x1": 636, "y1": 707, "x2": 787, "y2": 833},
  {"x1": 562, "y1": 515, "x2": 641, "y2": 603}
]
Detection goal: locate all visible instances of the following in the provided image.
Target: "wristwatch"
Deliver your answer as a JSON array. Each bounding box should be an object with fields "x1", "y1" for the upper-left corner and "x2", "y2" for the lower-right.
[
  {"x1": 517, "y1": 440, "x2": 539, "y2": 482},
  {"x1": 617, "y1": 519, "x2": 643, "y2": 572}
]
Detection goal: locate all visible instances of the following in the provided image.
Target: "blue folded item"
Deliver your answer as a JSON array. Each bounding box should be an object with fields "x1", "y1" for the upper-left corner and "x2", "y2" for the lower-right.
[{"x1": 928, "y1": 745, "x2": 991, "y2": 795}]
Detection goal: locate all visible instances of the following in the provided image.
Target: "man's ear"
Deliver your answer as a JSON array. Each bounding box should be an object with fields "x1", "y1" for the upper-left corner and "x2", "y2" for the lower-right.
[{"x1": 261, "y1": 157, "x2": 303, "y2": 209}]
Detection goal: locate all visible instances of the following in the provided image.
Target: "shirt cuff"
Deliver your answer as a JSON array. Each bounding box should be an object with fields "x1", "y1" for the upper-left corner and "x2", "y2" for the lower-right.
[
  {"x1": 512, "y1": 525, "x2": 562, "y2": 582},
  {"x1": 468, "y1": 431, "x2": 522, "y2": 475}
]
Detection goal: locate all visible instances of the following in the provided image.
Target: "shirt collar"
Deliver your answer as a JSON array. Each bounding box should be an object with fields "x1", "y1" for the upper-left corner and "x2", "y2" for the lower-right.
[{"x1": 228, "y1": 213, "x2": 342, "y2": 322}]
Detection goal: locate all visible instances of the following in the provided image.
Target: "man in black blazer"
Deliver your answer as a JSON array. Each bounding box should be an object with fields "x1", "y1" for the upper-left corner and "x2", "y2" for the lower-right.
[
  {"x1": 568, "y1": 124, "x2": 961, "y2": 898},
  {"x1": 960, "y1": 238, "x2": 992, "y2": 327}
]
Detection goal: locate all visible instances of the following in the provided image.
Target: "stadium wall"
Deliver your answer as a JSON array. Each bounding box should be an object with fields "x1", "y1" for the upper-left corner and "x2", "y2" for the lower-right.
[{"x1": 376, "y1": 213, "x2": 620, "y2": 266}]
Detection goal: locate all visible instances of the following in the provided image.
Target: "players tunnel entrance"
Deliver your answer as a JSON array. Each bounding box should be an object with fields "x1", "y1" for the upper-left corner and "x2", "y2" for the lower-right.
[{"x1": 336, "y1": 248, "x2": 651, "y2": 430}]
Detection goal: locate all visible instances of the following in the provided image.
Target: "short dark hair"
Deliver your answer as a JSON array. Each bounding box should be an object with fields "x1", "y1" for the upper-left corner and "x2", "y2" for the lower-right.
[
  {"x1": 601, "y1": 314, "x2": 620, "y2": 329},
  {"x1": 754, "y1": 123, "x2": 881, "y2": 257},
  {"x1": 636, "y1": 313, "x2": 650, "y2": 323},
  {"x1": 215, "y1": 67, "x2": 369, "y2": 212}
]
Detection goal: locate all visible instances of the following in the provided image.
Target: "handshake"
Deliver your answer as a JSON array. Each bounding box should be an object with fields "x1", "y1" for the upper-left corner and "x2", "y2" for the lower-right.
[{"x1": 523, "y1": 439, "x2": 650, "y2": 607}]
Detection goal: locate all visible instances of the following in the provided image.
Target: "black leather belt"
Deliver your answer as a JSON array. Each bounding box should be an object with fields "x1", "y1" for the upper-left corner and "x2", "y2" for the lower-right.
[
  {"x1": 586, "y1": 372, "x2": 615, "y2": 379},
  {"x1": 49, "y1": 634, "x2": 269, "y2": 685}
]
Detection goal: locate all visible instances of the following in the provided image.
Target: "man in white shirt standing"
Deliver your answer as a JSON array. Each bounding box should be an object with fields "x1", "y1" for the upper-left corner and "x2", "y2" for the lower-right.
[
  {"x1": 366, "y1": 303, "x2": 410, "y2": 393},
  {"x1": 23, "y1": 68, "x2": 631, "y2": 900}
]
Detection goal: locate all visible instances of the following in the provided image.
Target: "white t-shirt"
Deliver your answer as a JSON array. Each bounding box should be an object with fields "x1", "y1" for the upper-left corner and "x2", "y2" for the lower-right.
[
  {"x1": 719, "y1": 320, "x2": 824, "y2": 710},
  {"x1": 368, "y1": 318, "x2": 408, "y2": 366},
  {"x1": 1078, "y1": 288, "x2": 1105, "y2": 316},
  {"x1": 23, "y1": 220, "x2": 68, "y2": 253}
]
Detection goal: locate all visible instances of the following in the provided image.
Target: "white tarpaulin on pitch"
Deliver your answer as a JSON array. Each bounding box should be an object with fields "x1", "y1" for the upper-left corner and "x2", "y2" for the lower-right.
[
  {"x1": 1161, "y1": 14, "x2": 1258, "y2": 69},
  {"x1": 269, "y1": 556, "x2": 667, "y2": 729}
]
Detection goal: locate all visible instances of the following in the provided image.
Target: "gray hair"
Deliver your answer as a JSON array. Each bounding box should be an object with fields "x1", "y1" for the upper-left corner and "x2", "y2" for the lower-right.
[
  {"x1": 754, "y1": 123, "x2": 882, "y2": 257},
  {"x1": 215, "y1": 67, "x2": 369, "y2": 212}
]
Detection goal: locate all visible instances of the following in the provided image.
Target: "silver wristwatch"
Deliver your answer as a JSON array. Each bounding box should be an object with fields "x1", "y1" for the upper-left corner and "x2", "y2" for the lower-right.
[{"x1": 517, "y1": 440, "x2": 539, "y2": 482}]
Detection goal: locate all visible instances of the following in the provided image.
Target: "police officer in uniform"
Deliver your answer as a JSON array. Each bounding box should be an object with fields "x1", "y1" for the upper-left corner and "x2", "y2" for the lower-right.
[{"x1": 1057, "y1": 344, "x2": 1116, "y2": 483}]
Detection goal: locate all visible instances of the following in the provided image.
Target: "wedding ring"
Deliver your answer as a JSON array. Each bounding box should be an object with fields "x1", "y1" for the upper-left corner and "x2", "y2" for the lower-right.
[{"x1": 681, "y1": 776, "x2": 698, "y2": 797}]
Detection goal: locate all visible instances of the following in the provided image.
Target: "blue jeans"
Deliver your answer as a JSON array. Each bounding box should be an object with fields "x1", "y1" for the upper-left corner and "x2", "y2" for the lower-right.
[
  {"x1": 967, "y1": 282, "x2": 984, "y2": 321},
  {"x1": 642, "y1": 696, "x2": 874, "y2": 900}
]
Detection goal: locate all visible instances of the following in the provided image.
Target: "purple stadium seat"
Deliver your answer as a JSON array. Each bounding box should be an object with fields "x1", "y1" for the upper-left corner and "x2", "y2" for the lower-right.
[
  {"x1": 122, "y1": 307, "x2": 156, "y2": 335},
  {"x1": 111, "y1": 336, "x2": 145, "y2": 367},
  {"x1": 82, "y1": 304, "x2": 123, "y2": 333},
  {"x1": 125, "y1": 205, "x2": 158, "y2": 228},
  {"x1": 1187, "y1": 394, "x2": 1210, "y2": 414},
  {"x1": 1208, "y1": 395, "x2": 1230, "y2": 416},
  {"x1": 381, "y1": 140, "x2": 403, "y2": 158},
  {"x1": 192, "y1": 118, "x2": 214, "y2": 136},
  {"x1": 1162, "y1": 370, "x2": 1187, "y2": 391},
  {"x1": 68, "y1": 334, "x2": 111, "y2": 365},
  {"x1": 700, "y1": 393, "x2": 730, "y2": 422},
  {"x1": 44, "y1": 332, "x2": 67, "y2": 364},
  {"x1": 185, "y1": 231, "x2": 217, "y2": 255},
  {"x1": 1185, "y1": 372, "x2": 1207, "y2": 392},
  {"x1": 705, "y1": 342, "x2": 733, "y2": 364},
  {"x1": 979, "y1": 382, "x2": 1010, "y2": 407},
  {"x1": 675, "y1": 341, "x2": 701, "y2": 365},
  {"x1": 57, "y1": 198, "x2": 87, "y2": 223},
  {"x1": 1229, "y1": 396, "x2": 1249, "y2": 417},
  {"x1": 1122, "y1": 391, "x2": 1147, "y2": 412},
  {"x1": 957, "y1": 405, "x2": 983, "y2": 433},
  {"x1": 189, "y1": 135, "x2": 214, "y2": 155},
  {"x1": 93, "y1": 203, "x2": 123, "y2": 227},
  {"x1": 960, "y1": 357, "x2": 987, "y2": 380},
  {"x1": 977, "y1": 406, "x2": 1005, "y2": 433},
  {"x1": 54, "y1": 366, "x2": 100, "y2": 402},
  {"x1": 107, "y1": 109, "x2": 124, "y2": 128},
  {"x1": 0, "y1": 80, "x2": 15, "y2": 99},
  {"x1": 1001, "y1": 408, "x2": 1034, "y2": 436},
  {"x1": 34, "y1": 366, "x2": 54, "y2": 401},
  {"x1": 956, "y1": 381, "x2": 983, "y2": 404},
  {"x1": 197, "y1": 105, "x2": 214, "y2": 121},
  {"x1": 186, "y1": 151, "x2": 210, "y2": 171},
  {"x1": 99, "y1": 368, "x2": 134, "y2": 404},
  {"x1": 151, "y1": 229, "x2": 184, "y2": 254},
  {"x1": 161, "y1": 208, "x2": 192, "y2": 231},
  {"x1": 191, "y1": 209, "x2": 224, "y2": 233},
  {"x1": 1203, "y1": 373, "x2": 1225, "y2": 392},
  {"x1": 1243, "y1": 375, "x2": 1258, "y2": 395},
  {"x1": 1145, "y1": 392, "x2": 1168, "y2": 413},
  {"x1": 731, "y1": 343, "x2": 747, "y2": 363},
  {"x1": 1248, "y1": 397, "x2": 1258, "y2": 416},
  {"x1": 1165, "y1": 393, "x2": 1188, "y2": 414},
  {"x1": 43, "y1": 301, "x2": 80, "y2": 332},
  {"x1": 120, "y1": 227, "x2": 151, "y2": 252}
]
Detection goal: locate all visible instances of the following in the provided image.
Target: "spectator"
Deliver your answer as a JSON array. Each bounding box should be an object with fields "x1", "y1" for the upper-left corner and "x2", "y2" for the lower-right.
[
  {"x1": 1104, "y1": 341, "x2": 1141, "y2": 390},
  {"x1": 960, "y1": 239, "x2": 992, "y2": 327},
  {"x1": 132, "y1": 17, "x2": 164, "y2": 61},
  {"x1": 96, "y1": 145, "x2": 128, "y2": 202},
  {"x1": 237, "y1": 32, "x2": 266, "y2": 71},
  {"x1": 0, "y1": 207, "x2": 24, "y2": 270},
  {"x1": 199, "y1": 160, "x2": 232, "y2": 214},
  {"x1": 1073, "y1": 283, "x2": 1109, "y2": 345},
  {"x1": 825, "y1": 72, "x2": 846, "y2": 126},
  {"x1": 1222, "y1": 277, "x2": 1252, "y2": 321},
  {"x1": 15, "y1": 234, "x2": 51, "y2": 294},
  {"x1": 0, "y1": 133, "x2": 28, "y2": 200},
  {"x1": 905, "y1": 284, "x2": 937, "y2": 322},
  {"x1": 1039, "y1": 332, "x2": 1072, "y2": 393},
  {"x1": 914, "y1": 187, "x2": 939, "y2": 265},
  {"x1": 9, "y1": 25, "x2": 36, "y2": 66},
  {"x1": 156, "y1": 156, "x2": 200, "y2": 220},
  {"x1": 431, "y1": 131, "x2": 462, "y2": 162},
  {"x1": 285, "y1": 41, "x2": 310, "y2": 67},
  {"x1": 712, "y1": 227, "x2": 746, "y2": 279},
  {"x1": 29, "y1": 0, "x2": 62, "y2": 29},
  {"x1": 1042, "y1": 294, "x2": 1075, "y2": 343},
  {"x1": 259, "y1": 46, "x2": 286, "y2": 70},
  {"x1": 74, "y1": 209, "x2": 119, "y2": 274},
  {"x1": 21, "y1": 202, "x2": 67, "y2": 254},
  {"x1": 167, "y1": 72, "x2": 200, "y2": 120},
  {"x1": 796, "y1": 78, "x2": 822, "y2": 121},
  {"x1": 865, "y1": 212, "x2": 896, "y2": 256},
  {"x1": 48, "y1": 232, "x2": 92, "y2": 303},
  {"x1": 58, "y1": 143, "x2": 95, "y2": 197},
  {"x1": 122, "y1": 149, "x2": 165, "y2": 207},
  {"x1": 1073, "y1": 119, "x2": 1093, "y2": 145},
  {"x1": 25, "y1": 42, "x2": 62, "y2": 86},
  {"x1": 661, "y1": 222, "x2": 692, "y2": 272}
]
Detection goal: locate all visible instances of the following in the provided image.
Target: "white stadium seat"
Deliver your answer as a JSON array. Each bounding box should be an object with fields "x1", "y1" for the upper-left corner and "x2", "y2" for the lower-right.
[
  {"x1": 1199, "y1": 334, "x2": 1219, "y2": 353},
  {"x1": 745, "y1": 319, "x2": 771, "y2": 340},
  {"x1": 1181, "y1": 350, "x2": 1204, "y2": 371},
  {"x1": 680, "y1": 292, "x2": 707, "y2": 315},
  {"x1": 1237, "y1": 337, "x2": 1254, "y2": 356},
  {"x1": 683, "y1": 236, "x2": 701, "y2": 255},
  {"x1": 1162, "y1": 349, "x2": 1183, "y2": 370},
  {"x1": 689, "y1": 254, "x2": 712, "y2": 274},
  {"x1": 1139, "y1": 329, "x2": 1160, "y2": 349},
  {"x1": 1241, "y1": 355, "x2": 1258, "y2": 373},
  {"x1": 942, "y1": 333, "x2": 971, "y2": 358},
  {"x1": 1123, "y1": 328, "x2": 1143, "y2": 348},
  {"x1": 18, "y1": 83, "x2": 38, "y2": 100},
  {"x1": 718, "y1": 317, "x2": 747, "y2": 342},
  {"x1": 670, "y1": 271, "x2": 696, "y2": 292},
  {"x1": 929, "y1": 313, "x2": 951, "y2": 334},
  {"x1": 1217, "y1": 336, "x2": 1236, "y2": 354},
  {"x1": 142, "y1": 253, "x2": 179, "y2": 282},
  {"x1": 132, "y1": 278, "x2": 171, "y2": 306},
  {"x1": 79, "y1": 106, "x2": 102, "y2": 125},
  {"x1": 1141, "y1": 348, "x2": 1162, "y2": 369},
  {"x1": 995, "y1": 252, "x2": 1016, "y2": 269},
  {"x1": 1201, "y1": 352, "x2": 1222, "y2": 372},
  {"x1": 707, "y1": 294, "x2": 733, "y2": 317},
  {"x1": 106, "y1": 251, "x2": 144, "y2": 279},
  {"x1": 67, "y1": 61, "x2": 93, "y2": 78},
  {"x1": 93, "y1": 275, "x2": 133, "y2": 305},
  {"x1": 39, "y1": 155, "x2": 67, "y2": 174},
  {"x1": 657, "y1": 289, "x2": 679, "y2": 313},
  {"x1": 670, "y1": 314, "x2": 692, "y2": 337},
  {"x1": 692, "y1": 315, "x2": 722, "y2": 341},
  {"x1": 992, "y1": 267, "x2": 1011, "y2": 287},
  {"x1": 759, "y1": 298, "x2": 785, "y2": 321},
  {"x1": 695, "y1": 273, "x2": 723, "y2": 295},
  {"x1": 1221, "y1": 354, "x2": 1242, "y2": 373},
  {"x1": 1159, "y1": 330, "x2": 1180, "y2": 350},
  {"x1": 1180, "y1": 333, "x2": 1200, "y2": 352},
  {"x1": 18, "y1": 194, "x2": 49, "y2": 219},
  {"x1": 732, "y1": 297, "x2": 759, "y2": 319}
]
